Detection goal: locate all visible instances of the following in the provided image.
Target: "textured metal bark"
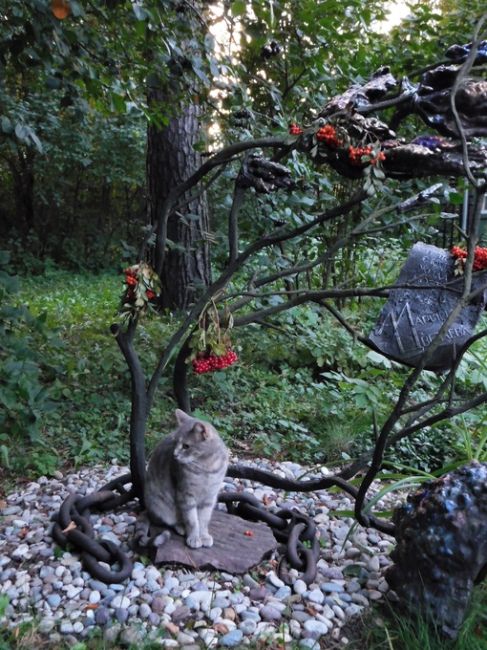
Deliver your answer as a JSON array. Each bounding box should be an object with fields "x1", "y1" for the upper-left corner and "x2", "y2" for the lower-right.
[{"x1": 147, "y1": 102, "x2": 211, "y2": 311}]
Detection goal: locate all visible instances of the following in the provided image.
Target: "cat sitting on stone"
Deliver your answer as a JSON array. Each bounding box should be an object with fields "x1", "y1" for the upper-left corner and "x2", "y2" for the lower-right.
[{"x1": 144, "y1": 409, "x2": 229, "y2": 549}]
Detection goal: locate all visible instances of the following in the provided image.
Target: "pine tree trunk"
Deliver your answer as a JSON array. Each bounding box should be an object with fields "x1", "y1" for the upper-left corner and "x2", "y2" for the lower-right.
[{"x1": 147, "y1": 102, "x2": 211, "y2": 311}]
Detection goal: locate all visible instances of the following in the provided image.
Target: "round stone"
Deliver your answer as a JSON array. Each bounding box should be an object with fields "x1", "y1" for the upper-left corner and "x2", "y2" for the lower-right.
[
  {"x1": 293, "y1": 579, "x2": 307, "y2": 595},
  {"x1": 266, "y1": 571, "x2": 285, "y2": 589},
  {"x1": 239, "y1": 618, "x2": 257, "y2": 635},
  {"x1": 47, "y1": 594, "x2": 61, "y2": 609},
  {"x1": 59, "y1": 622, "x2": 74, "y2": 635},
  {"x1": 303, "y1": 619, "x2": 330, "y2": 638},
  {"x1": 94, "y1": 607, "x2": 110, "y2": 626},
  {"x1": 111, "y1": 595, "x2": 130, "y2": 609},
  {"x1": 139, "y1": 603, "x2": 152, "y2": 618},
  {"x1": 260, "y1": 605, "x2": 282, "y2": 621},
  {"x1": 320, "y1": 582, "x2": 344, "y2": 593},
  {"x1": 221, "y1": 629, "x2": 244, "y2": 647},
  {"x1": 38, "y1": 618, "x2": 56, "y2": 633},
  {"x1": 307, "y1": 588, "x2": 324, "y2": 604},
  {"x1": 89, "y1": 590, "x2": 101, "y2": 604},
  {"x1": 115, "y1": 608, "x2": 129, "y2": 624},
  {"x1": 367, "y1": 556, "x2": 381, "y2": 573}
]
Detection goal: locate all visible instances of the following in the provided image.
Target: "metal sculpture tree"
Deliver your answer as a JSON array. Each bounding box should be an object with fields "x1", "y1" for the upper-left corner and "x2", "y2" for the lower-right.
[{"x1": 53, "y1": 21, "x2": 487, "y2": 639}]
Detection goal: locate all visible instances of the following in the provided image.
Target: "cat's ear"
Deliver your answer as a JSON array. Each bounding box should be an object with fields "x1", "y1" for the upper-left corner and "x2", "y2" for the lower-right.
[
  {"x1": 192, "y1": 422, "x2": 211, "y2": 440},
  {"x1": 175, "y1": 409, "x2": 190, "y2": 425}
]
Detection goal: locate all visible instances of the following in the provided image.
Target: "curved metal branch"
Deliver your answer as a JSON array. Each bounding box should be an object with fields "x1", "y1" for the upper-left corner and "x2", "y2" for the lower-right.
[{"x1": 110, "y1": 320, "x2": 147, "y2": 503}]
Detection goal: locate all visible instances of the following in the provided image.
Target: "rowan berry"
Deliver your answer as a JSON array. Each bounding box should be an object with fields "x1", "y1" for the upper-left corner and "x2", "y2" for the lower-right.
[{"x1": 289, "y1": 123, "x2": 303, "y2": 136}]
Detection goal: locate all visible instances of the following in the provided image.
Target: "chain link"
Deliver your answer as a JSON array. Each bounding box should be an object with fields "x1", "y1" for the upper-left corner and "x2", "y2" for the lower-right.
[
  {"x1": 218, "y1": 492, "x2": 321, "y2": 584},
  {"x1": 51, "y1": 475, "x2": 135, "y2": 584}
]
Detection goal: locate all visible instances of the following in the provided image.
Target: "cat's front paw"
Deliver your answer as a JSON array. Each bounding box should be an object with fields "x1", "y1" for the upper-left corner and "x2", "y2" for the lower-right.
[
  {"x1": 186, "y1": 534, "x2": 202, "y2": 549},
  {"x1": 200, "y1": 534, "x2": 213, "y2": 547}
]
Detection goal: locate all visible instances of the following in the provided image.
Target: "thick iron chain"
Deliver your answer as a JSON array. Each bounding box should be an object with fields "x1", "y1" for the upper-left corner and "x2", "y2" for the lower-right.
[
  {"x1": 52, "y1": 462, "x2": 392, "y2": 584},
  {"x1": 51, "y1": 474, "x2": 135, "y2": 584},
  {"x1": 218, "y1": 491, "x2": 320, "y2": 584}
]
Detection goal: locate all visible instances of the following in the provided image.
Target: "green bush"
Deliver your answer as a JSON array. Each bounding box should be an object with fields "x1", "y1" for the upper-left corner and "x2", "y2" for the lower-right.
[{"x1": 0, "y1": 252, "x2": 59, "y2": 473}]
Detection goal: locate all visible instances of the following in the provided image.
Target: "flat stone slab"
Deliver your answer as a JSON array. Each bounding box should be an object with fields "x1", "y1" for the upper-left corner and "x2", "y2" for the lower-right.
[{"x1": 147, "y1": 510, "x2": 277, "y2": 573}]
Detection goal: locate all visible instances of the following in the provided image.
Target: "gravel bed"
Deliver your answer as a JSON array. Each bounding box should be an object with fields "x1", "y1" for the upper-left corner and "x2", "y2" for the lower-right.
[{"x1": 0, "y1": 459, "x2": 400, "y2": 648}]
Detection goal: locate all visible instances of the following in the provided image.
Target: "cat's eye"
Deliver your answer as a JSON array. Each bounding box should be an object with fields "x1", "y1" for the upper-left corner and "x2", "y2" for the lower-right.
[{"x1": 182, "y1": 443, "x2": 190, "y2": 450}]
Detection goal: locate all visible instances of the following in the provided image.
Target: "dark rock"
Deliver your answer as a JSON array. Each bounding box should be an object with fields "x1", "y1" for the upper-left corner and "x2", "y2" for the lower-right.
[
  {"x1": 260, "y1": 605, "x2": 282, "y2": 621},
  {"x1": 114, "y1": 608, "x2": 129, "y2": 624},
  {"x1": 386, "y1": 461, "x2": 487, "y2": 639},
  {"x1": 248, "y1": 586, "x2": 269, "y2": 601}
]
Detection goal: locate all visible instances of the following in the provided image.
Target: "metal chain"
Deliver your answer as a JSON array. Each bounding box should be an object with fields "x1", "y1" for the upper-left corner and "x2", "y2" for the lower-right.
[
  {"x1": 218, "y1": 492, "x2": 320, "y2": 584},
  {"x1": 52, "y1": 463, "x2": 389, "y2": 585},
  {"x1": 51, "y1": 475, "x2": 135, "y2": 584}
]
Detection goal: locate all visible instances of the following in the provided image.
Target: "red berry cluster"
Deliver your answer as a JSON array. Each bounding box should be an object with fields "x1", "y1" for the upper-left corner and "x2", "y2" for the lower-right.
[
  {"x1": 289, "y1": 123, "x2": 303, "y2": 136},
  {"x1": 348, "y1": 145, "x2": 386, "y2": 167},
  {"x1": 123, "y1": 268, "x2": 137, "y2": 302},
  {"x1": 316, "y1": 124, "x2": 341, "y2": 147},
  {"x1": 451, "y1": 246, "x2": 487, "y2": 271},
  {"x1": 370, "y1": 151, "x2": 386, "y2": 165},
  {"x1": 125, "y1": 268, "x2": 137, "y2": 286},
  {"x1": 348, "y1": 145, "x2": 373, "y2": 165},
  {"x1": 192, "y1": 349, "x2": 238, "y2": 374},
  {"x1": 123, "y1": 266, "x2": 158, "y2": 304}
]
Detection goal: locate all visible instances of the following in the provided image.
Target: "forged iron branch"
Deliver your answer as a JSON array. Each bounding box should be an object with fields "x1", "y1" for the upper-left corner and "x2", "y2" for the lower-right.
[
  {"x1": 449, "y1": 15, "x2": 487, "y2": 188},
  {"x1": 353, "y1": 185, "x2": 485, "y2": 527},
  {"x1": 145, "y1": 191, "x2": 367, "y2": 408}
]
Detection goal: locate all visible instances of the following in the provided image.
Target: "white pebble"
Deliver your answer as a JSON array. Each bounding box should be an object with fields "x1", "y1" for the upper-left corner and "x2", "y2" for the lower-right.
[{"x1": 111, "y1": 595, "x2": 130, "y2": 609}]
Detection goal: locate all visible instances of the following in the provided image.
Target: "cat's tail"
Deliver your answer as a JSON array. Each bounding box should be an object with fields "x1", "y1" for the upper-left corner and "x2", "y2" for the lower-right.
[{"x1": 133, "y1": 511, "x2": 171, "y2": 548}]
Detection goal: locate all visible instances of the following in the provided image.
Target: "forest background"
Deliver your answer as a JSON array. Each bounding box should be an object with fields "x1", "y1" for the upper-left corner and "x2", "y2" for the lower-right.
[{"x1": 0, "y1": 0, "x2": 486, "y2": 509}]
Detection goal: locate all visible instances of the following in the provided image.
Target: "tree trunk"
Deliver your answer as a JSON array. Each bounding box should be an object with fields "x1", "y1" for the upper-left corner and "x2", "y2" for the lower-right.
[{"x1": 147, "y1": 103, "x2": 211, "y2": 311}]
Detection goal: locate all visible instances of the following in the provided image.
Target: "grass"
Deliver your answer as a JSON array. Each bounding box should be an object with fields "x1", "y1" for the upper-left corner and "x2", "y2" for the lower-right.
[
  {"x1": 352, "y1": 582, "x2": 487, "y2": 650},
  {"x1": 5, "y1": 270, "x2": 177, "y2": 478},
  {"x1": 4, "y1": 271, "x2": 378, "y2": 477},
  {"x1": 3, "y1": 269, "x2": 487, "y2": 480}
]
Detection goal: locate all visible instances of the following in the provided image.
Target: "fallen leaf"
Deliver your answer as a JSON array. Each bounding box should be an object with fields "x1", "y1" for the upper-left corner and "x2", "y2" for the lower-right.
[
  {"x1": 84, "y1": 604, "x2": 99, "y2": 611},
  {"x1": 19, "y1": 527, "x2": 29, "y2": 539},
  {"x1": 62, "y1": 521, "x2": 77, "y2": 533}
]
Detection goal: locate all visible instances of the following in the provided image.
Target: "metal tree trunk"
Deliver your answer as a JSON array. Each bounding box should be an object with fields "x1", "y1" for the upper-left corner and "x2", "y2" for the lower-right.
[{"x1": 147, "y1": 103, "x2": 211, "y2": 311}]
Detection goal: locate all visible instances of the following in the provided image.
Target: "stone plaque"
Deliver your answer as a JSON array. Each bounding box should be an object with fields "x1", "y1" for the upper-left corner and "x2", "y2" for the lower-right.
[{"x1": 368, "y1": 242, "x2": 487, "y2": 371}]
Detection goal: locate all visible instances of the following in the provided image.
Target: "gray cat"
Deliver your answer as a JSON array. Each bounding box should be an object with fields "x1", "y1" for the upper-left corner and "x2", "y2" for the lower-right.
[{"x1": 144, "y1": 409, "x2": 229, "y2": 549}]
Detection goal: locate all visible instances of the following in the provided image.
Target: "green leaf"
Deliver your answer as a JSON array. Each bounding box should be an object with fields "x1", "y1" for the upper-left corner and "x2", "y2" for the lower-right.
[
  {"x1": 0, "y1": 117, "x2": 13, "y2": 134},
  {"x1": 14, "y1": 123, "x2": 29, "y2": 142},
  {"x1": 366, "y1": 350, "x2": 392, "y2": 368},
  {"x1": 231, "y1": 0, "x2": 246, "y2": 16},
  {"x1": 111, "y1": 93, "x2": 126, "y2": 113},
  {"x1": 46, "y1": 76, "x2": 62, "y2": 90}
]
